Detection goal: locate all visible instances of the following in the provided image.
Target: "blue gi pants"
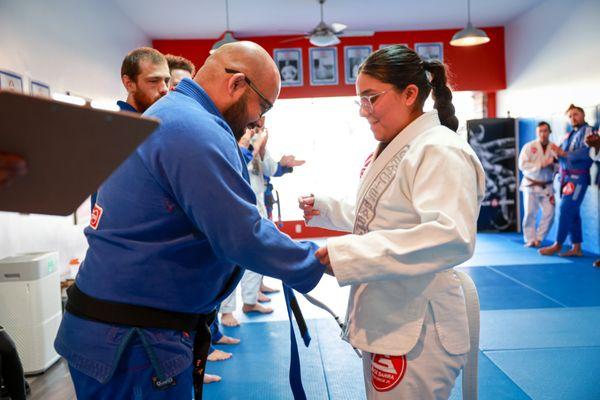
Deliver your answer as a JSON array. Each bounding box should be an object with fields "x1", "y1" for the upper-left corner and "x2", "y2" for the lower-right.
[
  {"x1": 556, "y1": 183, "x2": 588, "y2": 244},
  {"x1": 69, "y1": 338, "x2": 194, "y2": 400}
]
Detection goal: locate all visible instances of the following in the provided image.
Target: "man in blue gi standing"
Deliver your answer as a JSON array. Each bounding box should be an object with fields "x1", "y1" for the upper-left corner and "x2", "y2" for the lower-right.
[
  {"x1": 540, "y1": 104, "x2": 594, "y2": 257},
  {"x1": 54, "y1": 41, "x2": 325, "y2": 399}
]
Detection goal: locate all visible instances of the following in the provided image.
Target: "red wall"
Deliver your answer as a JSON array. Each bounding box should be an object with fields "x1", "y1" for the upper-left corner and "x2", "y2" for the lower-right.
[{"x1": 153, "y1": 26, "x2": 505, "y2": 98}]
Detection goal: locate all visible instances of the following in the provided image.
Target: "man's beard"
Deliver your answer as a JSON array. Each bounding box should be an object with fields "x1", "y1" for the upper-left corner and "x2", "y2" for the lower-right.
[
  {"x1": 133, "y1": 90, "x2": 162, "y2": 113},
  {"x1": 222, "y1": 93, "x2": 250, "y2": 141}
]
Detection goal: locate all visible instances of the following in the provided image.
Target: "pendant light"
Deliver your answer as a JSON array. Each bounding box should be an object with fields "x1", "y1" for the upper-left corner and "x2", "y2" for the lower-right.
[
  {"x1": 450, "y1": 0, "x2": 490, "y2": 47},
  {"x1": 210, "y1": 0, "x2": 238, "y2": 54}
]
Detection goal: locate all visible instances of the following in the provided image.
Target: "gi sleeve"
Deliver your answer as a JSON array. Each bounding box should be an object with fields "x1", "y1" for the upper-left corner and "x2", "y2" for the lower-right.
[
  {"x1": 153, "y1": 120, "x2": 324, "y2": 293},
  {"x1": 307, "y1": 195, "x2": 355, "y2": 233},
  {"x1": 327, "y1": 145, "x2": 484, "y2": 286},
  {"x1": 566, "y1": 127, "x2": 593, "y2": 163},
  {"x1": 518, "y1": 143, "x2": 542, "y2": 174},
  {"x1": 590, "y1": 146, "x2": 600, "y2": 161},
  {"x1": 260, "y1": 150, "x2": 279, "y2": 178}
]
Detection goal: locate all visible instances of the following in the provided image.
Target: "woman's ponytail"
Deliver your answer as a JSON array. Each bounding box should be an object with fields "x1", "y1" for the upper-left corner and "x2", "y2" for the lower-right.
[{"x1": 424, "y1": 60, "x2": 459, "y2": 132}]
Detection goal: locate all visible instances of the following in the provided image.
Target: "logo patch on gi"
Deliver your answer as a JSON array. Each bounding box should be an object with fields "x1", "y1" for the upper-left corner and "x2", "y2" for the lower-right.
[
  {"x1": 562, "y1": 182, "x2": 575, "y2": 196},
  {"x1": 89, "y1": 204, "x2": 103, "y2": 230},
  {"x1": 531, "y1": 147, "x2": 537, "y2": 154},
  {"x1": 371, "y1": 354, "x2": 407, "y2": 392},
  {"x1": 152, "y1": 376, "x2": 176, "y2": 391}
]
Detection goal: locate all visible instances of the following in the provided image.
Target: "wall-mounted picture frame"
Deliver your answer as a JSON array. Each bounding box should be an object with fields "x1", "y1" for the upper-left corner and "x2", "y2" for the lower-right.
[
  {"x1": 379, "y1": 43, "x2": 409, "y2": 49},
  {"x1": 0, "y1": 70, "x2": 24, "y2": 93},
  {"x1": 344, "y1": 45, "x2": 372, "y2": 85},
  {"x1": 30, "y1": 80, "x2": 51, "y2": 98},
  {"x1": 274, "y1": 48, "x2": 303, "y2": 87},
  {"x1": 309, "y1": 47, "x2": 338, "y2": 86},
  {"x1": 414, "y1": 42, "x2": 444, "y2": 62}
]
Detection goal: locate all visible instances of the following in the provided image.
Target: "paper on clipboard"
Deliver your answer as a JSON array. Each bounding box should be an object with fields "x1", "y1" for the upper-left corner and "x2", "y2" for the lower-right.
[{"x1": 0, "y1": 91, "x2": 159, "y2": 216}]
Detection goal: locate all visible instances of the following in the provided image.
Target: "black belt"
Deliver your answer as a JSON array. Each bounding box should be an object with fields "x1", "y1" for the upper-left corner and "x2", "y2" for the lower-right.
[{"x1": 65, "y1": 284, "x2": 215, "y2": 399}]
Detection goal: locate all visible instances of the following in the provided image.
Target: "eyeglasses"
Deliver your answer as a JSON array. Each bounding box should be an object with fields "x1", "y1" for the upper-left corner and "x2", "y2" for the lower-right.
[
  {"x1": 354, "y1": 89, "x2": 392, "y2": 114},
  {"x1": 224, "y1": 68, "x2": 273, "y2": 116}
]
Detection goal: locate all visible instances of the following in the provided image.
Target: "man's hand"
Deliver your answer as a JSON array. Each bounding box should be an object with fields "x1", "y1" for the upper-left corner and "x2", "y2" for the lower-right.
[
  {"x1": 238, "y1": 128, "x2": 255, "y2": 148},
  {"x1": 0, "y1": 152, "x2": 27, "y2": 189},
  {"x1": 298, "y1": 195, "x2": 320, "y2": 223},
  {"x1": 279, "y1": 155, "x2": 306, "y2": 168},
  {"x1": 315, "y1": 246, "x2": 333, "y2": 275},
  {"x1": 585, "y1": 134, "x2": 600, "y2": 151},
  {"x1": 550, "y1": 143, "x2": 566, "y2": 158}
]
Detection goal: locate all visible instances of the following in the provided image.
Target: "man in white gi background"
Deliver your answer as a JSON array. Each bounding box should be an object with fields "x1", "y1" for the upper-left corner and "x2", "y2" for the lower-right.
[{"x1": 518, "y1": 121, "x2": 557, "y2": 247}]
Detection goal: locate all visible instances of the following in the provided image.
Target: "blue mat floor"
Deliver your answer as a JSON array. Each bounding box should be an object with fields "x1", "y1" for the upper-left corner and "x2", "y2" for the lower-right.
[{"x1": 204, "y1": 233, "x2": 600, "y2": 399}]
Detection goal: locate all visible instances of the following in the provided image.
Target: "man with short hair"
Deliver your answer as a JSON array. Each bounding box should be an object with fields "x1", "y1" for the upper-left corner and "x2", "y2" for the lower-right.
[
  {"x1": 165, "y1": 54, "x2": 195, "y2": 89},
  {"x1": 55, "y1": 41, "x2": 325, "y2": 399},
  {"x1": 540, "y1": 104, "x2": 594, "y2": 257},
  {"x1": 518, "y1": 121, "x2": 556, "y2": 247},
  {"x1": 119, "y1": 47, "x2": 170, "y2": 113}
]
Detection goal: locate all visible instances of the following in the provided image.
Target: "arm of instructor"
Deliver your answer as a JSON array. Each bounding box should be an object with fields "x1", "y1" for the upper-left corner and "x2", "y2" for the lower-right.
[
  {"x1": 155, "y1": 123, "x2": 325, "y2": 293},
  {"x1": 325, "y1": 145, "x2": 483, "y2": 286}
]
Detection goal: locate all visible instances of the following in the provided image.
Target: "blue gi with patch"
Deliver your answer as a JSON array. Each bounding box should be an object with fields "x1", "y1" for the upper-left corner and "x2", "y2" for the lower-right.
[
  {"x1": 555, "y1": 123, "x2": 593, "y2": 245},
  {"x1": 54, "y1": 78, "x2": 324, "y2": 399}
]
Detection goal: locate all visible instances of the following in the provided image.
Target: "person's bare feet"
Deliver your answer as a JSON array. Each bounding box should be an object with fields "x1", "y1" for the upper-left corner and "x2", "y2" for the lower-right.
[
  {"x1": 559, "y1": 244, "x2": 583, "y2": 257},
  {"x1": 203, "y1": 373, "x2": 221, "y2": 384},
  {"x1": 242, "y1": 303, "x2": 273, "y2": 314},
  {"x1": 260, "y1": 283, "x2": 280, "y2": 293},
  {"x1": 533, "y1": 240, "x2": 541, "y2": 248},
  {"x1": 257, "y1": 292, "x2": 271, "y2": 303},
  {"x1": 539, "y1": 243, "x2": 561, "y2": 256},
  {"x1": 525, "y1": 241, "x2": 535, "y2": 247},
  {"x1": 207, "y1": 349, "x2": 232, "y2": 361},
  {"x1": 221, "y1": 313, "x2": 240, "y2": 327},
  {"x1": 216, "y1": 335, "x2": 240, "y2": 345}
]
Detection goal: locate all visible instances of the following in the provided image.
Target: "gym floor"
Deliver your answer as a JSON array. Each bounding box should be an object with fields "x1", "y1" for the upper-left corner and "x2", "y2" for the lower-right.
[{"x1": 28, "y1": 233, "x2": 600, "y2": 399}]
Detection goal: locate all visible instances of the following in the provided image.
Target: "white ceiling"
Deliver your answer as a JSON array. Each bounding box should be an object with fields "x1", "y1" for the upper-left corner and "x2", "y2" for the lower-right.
[{"x1": 110, "y1": 0, "x2": 545, "y2": 39}]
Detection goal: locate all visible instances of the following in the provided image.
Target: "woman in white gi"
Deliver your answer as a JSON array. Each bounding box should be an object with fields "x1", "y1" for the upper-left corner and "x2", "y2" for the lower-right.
[
  {"x1": 518, "y1": 121, "x2": 557, "y2": 247},
  {"x1": 299, "y1": 45, "x2": 485, "y2": 399}
]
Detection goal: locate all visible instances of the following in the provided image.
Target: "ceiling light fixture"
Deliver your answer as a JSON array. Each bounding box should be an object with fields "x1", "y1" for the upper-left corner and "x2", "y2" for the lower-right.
[
  {"x1": 210, "y1": 0, "x2": 238, "y2": 54},
  {"x1": 450, "y1": 0, "x2": 490, "y2": 47}
]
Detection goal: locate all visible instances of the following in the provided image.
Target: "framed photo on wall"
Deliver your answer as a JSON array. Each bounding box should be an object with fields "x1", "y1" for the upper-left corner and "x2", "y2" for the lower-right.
[
  {"x1": 30, "y1": 80, "x2": 51, "y2": 98},
  {"x1": 0, "y1": 70, "x2": 24, "y2": 93},
  {"x1": 309, "y1": 47, "x2": 338, "y2": 86},
  {"x1": 414, "y1": 42, "x2": 444, "y2": 62},
  {"x1": 344, "y1": 45, "x2": 372, "y2": 84},
  {"x1": 379, "y1": 43, "x2": 409, "y2": 49},
  {"x1": 274, "y1": 48, "x2": 303, "y2": 87}
]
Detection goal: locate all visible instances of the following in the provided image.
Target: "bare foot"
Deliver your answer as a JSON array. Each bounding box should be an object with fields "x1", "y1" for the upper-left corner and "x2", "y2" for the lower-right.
[
  {"x1": 539, "y1": 243, "x2": 561, "y2": 256},
  {"x1": 258, "y1": 292, "x2": 271, "y2": 303},
  {"x1": 221, "y1": 313, "x2": 240, "y2": 327},
  {"x1": 533, "y1": 240, "x2": 541, "y2": 248},
  {"x1": 524, "y1": 241, "x2": 535, "y2": 248},
  {"x1": 204, "y1": 373, "x2": 221, "y2": 384},
  {"x1": 242, "y1": 303, "x2": 273, "y2": 314},
  {"x1": 559, "y1": 247, "x2": 583, "y2": 257},
  {"x1": 260, "y1": 283, "x2": 280, "y2": 293},
  {"x1": 207, "y1": 349, "x2": 232, "y2": 361},
  {"x1": 216, "y1": 335, "x2": 240, "y2": 345}
]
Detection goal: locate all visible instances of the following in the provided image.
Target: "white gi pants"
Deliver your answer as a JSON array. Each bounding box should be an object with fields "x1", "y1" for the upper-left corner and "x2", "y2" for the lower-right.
[
  {"x1": 220, "y1": 270, "x2": 263, "y2": 312},
  {"x1": 361, "y1": 306, "x2": 466, "y2": 400},
  {"x1": 522, "y1": 189, "x2": 555, "y2": 243}
]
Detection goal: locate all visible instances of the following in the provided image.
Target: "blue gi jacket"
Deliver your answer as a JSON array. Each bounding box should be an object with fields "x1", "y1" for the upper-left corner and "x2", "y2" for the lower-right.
[
  {"x1": 559, "y1": 123, "x2": 593, "y2": 186},
  {"x1": 55, "y1": 78, "x2": 324, "y2": 383}
]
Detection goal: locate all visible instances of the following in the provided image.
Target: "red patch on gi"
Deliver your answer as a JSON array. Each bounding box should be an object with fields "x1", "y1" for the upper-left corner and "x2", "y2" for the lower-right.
[
  {"x1": 562, "y1": 182, "x2": 575, "y2": 196},
  {"x1": 90, "y1": 204, "x2": 103, "y2": 230},
  {"x1": 531, "y1": 147, "x2": 537, "y2": 154},
  {"x1": 371, "y1": 354, "x2": 407, "y2": 392}
]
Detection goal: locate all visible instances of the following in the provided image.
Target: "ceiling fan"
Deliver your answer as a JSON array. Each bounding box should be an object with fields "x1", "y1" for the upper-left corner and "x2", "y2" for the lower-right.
[{"x1": 282, "y1": 0, "x2": 374, "y2": 47}]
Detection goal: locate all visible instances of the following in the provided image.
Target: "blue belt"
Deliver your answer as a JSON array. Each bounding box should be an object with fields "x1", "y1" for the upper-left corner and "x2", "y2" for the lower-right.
[{"x1": 283, "y1": 285, "x2": 311, "y2": 400}]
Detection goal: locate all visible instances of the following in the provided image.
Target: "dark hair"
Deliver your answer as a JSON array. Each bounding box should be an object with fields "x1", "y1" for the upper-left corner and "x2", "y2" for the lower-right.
[
  {"x1": 565, "y1": 103, "x2": 585, "y2": 116},
  {"x1": 165, "y1": 54, "x2": 196, "y2": 76},
  {"x1": 121, "y1": 47, "x2": 166, "y2": 81},
  {"x1": 358, "y1": 45, "x2": 459, "y2": 131},
  {"x1": 537, "y1": 121, "x2": 552, "y2": 132}
]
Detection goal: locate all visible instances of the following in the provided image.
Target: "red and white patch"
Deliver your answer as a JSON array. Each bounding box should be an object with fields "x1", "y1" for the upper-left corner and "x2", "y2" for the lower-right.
[
  {"x1": 371, "y1": 354, "x2": 407, "y2": 392},
  {"x1": 531, "y1": 147, "x2": 537, "y2": 154},
  {"x1": 90, "y1": 204, "x2": 103, "y2": 230},
  {"x1": 562, "y1": 182, "x2": 575, "y2": 196}
]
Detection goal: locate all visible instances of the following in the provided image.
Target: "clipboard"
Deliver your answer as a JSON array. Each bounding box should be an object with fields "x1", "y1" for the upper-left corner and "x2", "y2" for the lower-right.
[{"x1": 0, "y1": 91, "x2": 159, "y2": 216}]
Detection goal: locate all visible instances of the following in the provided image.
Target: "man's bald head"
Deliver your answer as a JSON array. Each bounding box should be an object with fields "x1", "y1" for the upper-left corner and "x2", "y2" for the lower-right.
[{"x1": 195, "y1": 41, "x2": 280, "y2": 139}]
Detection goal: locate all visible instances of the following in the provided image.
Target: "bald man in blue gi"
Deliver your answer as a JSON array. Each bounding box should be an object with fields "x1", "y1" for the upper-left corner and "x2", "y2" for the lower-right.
[{"x1": 54, "y1": 41, "x2": 325, "y2": 399}]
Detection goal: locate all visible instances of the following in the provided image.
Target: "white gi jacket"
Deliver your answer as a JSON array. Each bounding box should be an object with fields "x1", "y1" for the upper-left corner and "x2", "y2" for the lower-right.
[
  {"x1": 518, "y1": 140, "x2": 556, "y2": 193},
  {"x1": 248, "y1": 149, "x2": 278, "y2": 217},
  {"x1": 309, "y1": 111, "x2": 486, "y2": 356}
]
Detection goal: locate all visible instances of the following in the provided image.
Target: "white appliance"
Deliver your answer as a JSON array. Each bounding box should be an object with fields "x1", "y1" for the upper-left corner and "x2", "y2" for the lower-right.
[{"x1": 0, "y1": 252, "x2": 61, "y2": 374}]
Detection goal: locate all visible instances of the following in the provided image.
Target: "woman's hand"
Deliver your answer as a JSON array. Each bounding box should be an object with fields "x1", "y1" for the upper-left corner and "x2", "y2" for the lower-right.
[
  {"x1": 298, "y1": 195, "x2": 320, "y2": 223},
  {"x1": 315, "y1": 246, "x2": 333, "y2": 275}
]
